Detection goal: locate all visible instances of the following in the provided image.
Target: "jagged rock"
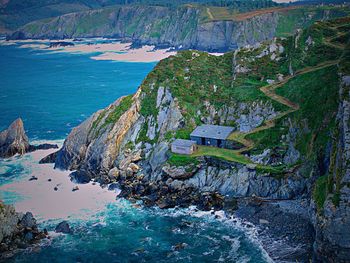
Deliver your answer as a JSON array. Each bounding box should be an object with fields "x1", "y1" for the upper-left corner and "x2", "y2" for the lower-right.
[
  {"x1": 0, "y1": 118, "x2": 29, "y2": 158},
  {"x1": 20, "y1": 212, "x2": 36, "y2": 229},
  {"x1": 162, "y1": 164, "x2": 199, "y2": 180},
  {"x1": 0, "y1": 202, "x2": 46, "y2": 260},
  {"x1": 128, "y1": 163, "x2": 140, "y2": 173},
  {"x1": 0, "y1": 118, "x2": 59, "y2": 159},
  {"x1": 108, "y1": 167, "x2": 120, "y2": 181},
  {"x1": 39, "y1": 151, "x2": 58, "y2": 164},
  {"x1": 55, "y1": 221, "x2": 72, "y2": 234},
  {"x1": 69, "y1": 170, "x2": 91, "y2": 184}
]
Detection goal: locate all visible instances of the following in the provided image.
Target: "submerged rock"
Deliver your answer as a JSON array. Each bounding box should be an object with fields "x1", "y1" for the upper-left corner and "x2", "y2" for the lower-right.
[{"x1": 55, "y1": 221, "x2": 72, "y2": 234}]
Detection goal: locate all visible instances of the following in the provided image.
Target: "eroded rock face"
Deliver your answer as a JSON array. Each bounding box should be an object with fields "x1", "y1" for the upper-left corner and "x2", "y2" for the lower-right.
[
  {"x1": 313, "y1": 76, "x2": 350, "y2": 262},
  {"x1": 0, "y1": 118, "x2": 29, "y2": 158}
]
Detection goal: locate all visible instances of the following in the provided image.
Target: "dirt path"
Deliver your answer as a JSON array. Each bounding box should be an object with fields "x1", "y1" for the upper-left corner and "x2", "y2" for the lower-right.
[
  {"x1": 228, "y1": 60, "x2": 338, "y2": 154},
  {"x1": 206, "y1": 7, "x2": 214, "y2": 20}
]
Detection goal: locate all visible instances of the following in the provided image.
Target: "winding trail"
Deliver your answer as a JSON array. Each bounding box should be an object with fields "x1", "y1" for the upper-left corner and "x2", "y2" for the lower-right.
[
  {"x1": 192, "y1": 25, "x2": 348, "y2": 169},
  {"x1": 206, "y1": 7, "x2": 214, "y2": 20},
  {"x1": 228, "y1": 60, "x2": 338, "y2": 156}
]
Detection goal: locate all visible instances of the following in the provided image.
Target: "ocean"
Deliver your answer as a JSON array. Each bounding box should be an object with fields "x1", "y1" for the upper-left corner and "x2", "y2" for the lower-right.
[{"x1": 0, "y1": 41, "x2": 271, "y2": 262}]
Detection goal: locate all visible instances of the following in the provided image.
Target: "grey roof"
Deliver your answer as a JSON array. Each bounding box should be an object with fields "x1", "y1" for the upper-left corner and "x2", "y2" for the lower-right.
[
  {"x1": 190, "y1": 124, "x2": 234, "y2": 140},
  {"x1": 172, "y1": 139, "x2": 196, "y2": 147}
]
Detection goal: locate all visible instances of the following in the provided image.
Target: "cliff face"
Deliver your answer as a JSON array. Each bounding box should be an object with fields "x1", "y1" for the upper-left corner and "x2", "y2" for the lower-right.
[
  {"x1": 8, "y1": 5, "x2": 349, "y2": 52},
  {"x1": 313, "y1": 75, "x2": 350, "y2": 262}
]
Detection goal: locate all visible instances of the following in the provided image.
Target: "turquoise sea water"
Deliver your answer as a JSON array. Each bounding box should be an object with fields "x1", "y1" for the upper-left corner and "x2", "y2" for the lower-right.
[
  {"x1": 0, "y1": 42, "x2": 155, "y2": 140},
  {"x1": 0, "y1": 43, "x2": 270, "y2": 262}
]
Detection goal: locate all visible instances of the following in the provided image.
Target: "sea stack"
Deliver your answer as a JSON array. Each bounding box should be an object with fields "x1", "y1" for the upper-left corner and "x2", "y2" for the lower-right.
[{"x1": 0, "y1": 118, "x2": 30, "y2": 158}]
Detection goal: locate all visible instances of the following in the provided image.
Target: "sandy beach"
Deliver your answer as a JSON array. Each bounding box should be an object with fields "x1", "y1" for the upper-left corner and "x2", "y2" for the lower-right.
[
  {"x1": 0, "y1": 146, "x2": 117, "y2": 221},
  {"x1": 1, "y1": 38, "x2": 177, "y2": 63}
]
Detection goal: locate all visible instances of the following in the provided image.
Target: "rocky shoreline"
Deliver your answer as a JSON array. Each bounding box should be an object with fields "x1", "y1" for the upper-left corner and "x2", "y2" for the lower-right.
[{"x1": 0, "y1": 202, "x2": 48, "y2": 260}]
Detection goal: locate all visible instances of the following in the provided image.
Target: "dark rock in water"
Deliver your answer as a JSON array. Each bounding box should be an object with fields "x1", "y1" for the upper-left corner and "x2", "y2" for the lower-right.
[
  {"x1": 54, "y1": 186, "x2": 58, "y2": 191},
  {"x1": 108, "y1": 183, "x2": 120, "y2": 191},
  {"x1": 30, "y1": 143, "x2": 59, "y2": 152},
  {"x1": 172, "y1": 243, "x2": 187, "y2": 251},
  {"x1": 48, "y1": 179, "x2": 52, "y2": 182},
  {"x1": 0, "y1": 118, "x2": 30, "y2": 158},
  {"x1": 55, "y1": 221, "x2": 72, "y2": 234},
  {"x1": 70, "y1": 170, "x2": 91, "y2": 184},
  {"x1": 29, "y1": 176, "x2": 38, "y2": 181},
  {"x1": 72, "y1": 186, "x2": 79, "y2": 192},
  {"x1": 39, "y1": 151, "x2": 58, "y2": 164},
  {"x1": 0, "y1": 203, "x2": 47, "y2": 260},
  {"x1": 20, "y1": 212, "x2": 36, "y2": 228},
  {"x1": 24, "y1": 232, "x2": 34, "y2": 241},
  {"x1": 49, "y1": 41, "x2": 74, "y2": 48}
]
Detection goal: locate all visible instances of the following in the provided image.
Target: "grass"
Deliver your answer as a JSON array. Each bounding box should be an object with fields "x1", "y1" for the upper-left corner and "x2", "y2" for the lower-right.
[
  {"x1": 104, "y1": 95, "x2": 133, "y2": 125},
  {"x1": 313, "y1": 175, "x2": 328, "y2": 213},
  {"x1": 168, "y1": 153, "x2": 199, "y2": 167},
  {"x1": 192, "y1": 145, "x2": 251, "y2": 164}
]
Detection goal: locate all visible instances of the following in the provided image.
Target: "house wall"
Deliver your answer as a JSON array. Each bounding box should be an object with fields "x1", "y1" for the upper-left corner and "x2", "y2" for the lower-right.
[
  {"x1": 191, "y1": 136, "x2": 229, "y2": 148},
  {"x1": 171, "y1": 144, "x2": 193, "y2": 155}
]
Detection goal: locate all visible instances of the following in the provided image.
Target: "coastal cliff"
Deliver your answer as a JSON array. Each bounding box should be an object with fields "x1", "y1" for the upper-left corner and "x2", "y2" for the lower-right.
[
  {"x1": 8, "y1": 5, "x2": 350, "y2": 52},
  {"x1": 45, "y1": 17, "x2": 350, "y2": 260}
]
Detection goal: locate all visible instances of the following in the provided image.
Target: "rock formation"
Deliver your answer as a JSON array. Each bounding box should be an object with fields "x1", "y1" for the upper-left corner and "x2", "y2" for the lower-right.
[
  {"x1": 0, "y1": 201, "x2": 47, "y2": 260},
  {"x1": 0, "y1": 118, "x2": 29, "y2": 158},
  {"x1": 0, "y1": 118, "x2": 58, "y2": 158}
]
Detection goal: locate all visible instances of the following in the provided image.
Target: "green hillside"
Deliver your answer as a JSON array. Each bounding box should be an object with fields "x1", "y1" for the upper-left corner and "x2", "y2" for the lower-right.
[{"x1": 131, "y1": 16, "x2": 350, "y2": 176}]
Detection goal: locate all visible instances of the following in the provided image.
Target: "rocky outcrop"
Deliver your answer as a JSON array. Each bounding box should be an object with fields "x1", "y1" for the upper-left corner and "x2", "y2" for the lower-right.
[
  {"x1": 0, "y1": 118, "x2": 58, "y2": 158},
  {"x1": 55, "y1": 221, "x2": 72, "y2": 234},
  {"x1": 0, "y1": 202, "x2": 47, "y2": 260},
  {"x1": 313, "y1": 76, "x2": 350, "y2": 262},
  {"x1": 0, "y1": 118, "x2": 29, "y2": 158}
]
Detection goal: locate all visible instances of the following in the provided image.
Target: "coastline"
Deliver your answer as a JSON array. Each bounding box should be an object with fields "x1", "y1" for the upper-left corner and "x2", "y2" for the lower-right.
[
  {"x1": 0, "y1": 39, "x2": 177, "y2": 63},
  {"x1": 0, "y1": 144, "x2": 117, "y2": 221},
  {"x1": 0, "y1": 139, "x2": 313, "y2": 262}
]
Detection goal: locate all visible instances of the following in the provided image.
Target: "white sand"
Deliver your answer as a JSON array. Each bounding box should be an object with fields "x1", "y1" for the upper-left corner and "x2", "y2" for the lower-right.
[
  {"x1": 51, "y1": 42, "x2": 177, "y2": 62},
  {"x1": 91, "y1": 45, "x2": 177, "y2": 62},
  {"x1": 4, "y1": 39, "x2": 177, "y2": 63},
  {"x1": 0, "y1": 146, "x2": 117, "y2": 221}
]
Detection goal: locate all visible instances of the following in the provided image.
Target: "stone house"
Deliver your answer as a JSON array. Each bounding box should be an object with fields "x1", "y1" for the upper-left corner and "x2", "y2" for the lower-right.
[
  {"x1": 171, "y1": 139, "x2": 197, "y2": 155},
  {"x1": 190, "y1": 124, "x2": 234, "y2": 148}
]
